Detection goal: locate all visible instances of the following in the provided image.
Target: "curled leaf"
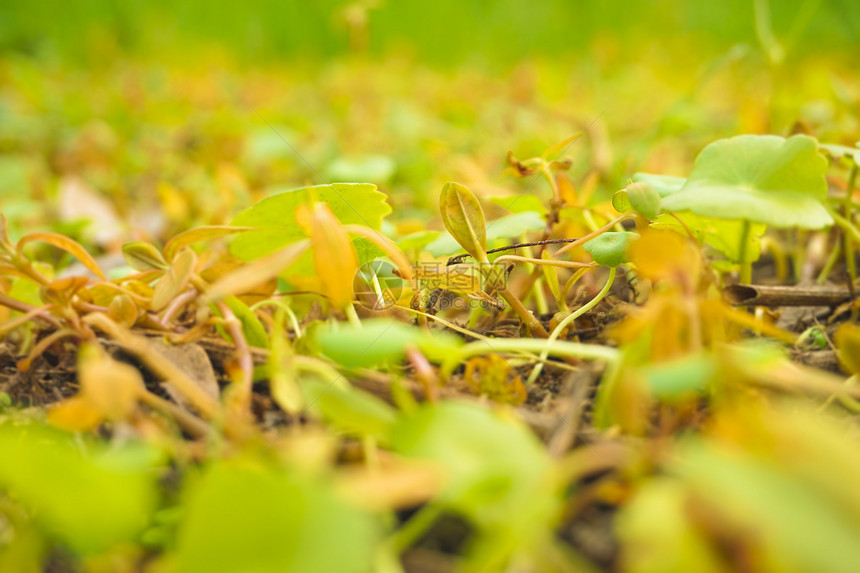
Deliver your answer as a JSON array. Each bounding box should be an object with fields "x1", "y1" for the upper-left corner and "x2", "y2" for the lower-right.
[
  {"x1": 439, "y1": 182, "x2": 487, "y2": 263},
  {"x1": 18, "y1": 232, "x2": 106, "y2": 280}
]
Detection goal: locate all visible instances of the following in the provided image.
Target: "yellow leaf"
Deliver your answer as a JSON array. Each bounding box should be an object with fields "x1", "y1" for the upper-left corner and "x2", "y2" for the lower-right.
[
  {"x1": 47, "y1": 396, "x2": 104, "y2": 431},
  {"x1": 202, "y1": 239, "x2": 309, "y2": 304},
  {"x1": 17, "y1": 232, "x2": 106, "y2": 280},
  {"x1": 630, "y1": 229, "x2": 700, "y2": 285},
  {"x1": 151, "y1": 248, "x2": 197, "y2": 311},
  {"x1": 303, "y1": 203, "x2": 359, "y2": 310},
  {"x1": 78, "y1": 344, "x2": 145, "y2": 422}
]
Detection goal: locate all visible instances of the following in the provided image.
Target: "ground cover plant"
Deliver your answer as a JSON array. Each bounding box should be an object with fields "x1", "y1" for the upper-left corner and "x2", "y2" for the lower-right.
[{"x1": 1, "y1": 1, "x2": 860, "y2": 572}]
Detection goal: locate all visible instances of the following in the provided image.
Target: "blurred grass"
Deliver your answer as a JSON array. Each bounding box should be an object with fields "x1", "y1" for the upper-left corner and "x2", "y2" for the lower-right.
[{"x1": 0, "y1": 0, "x2": 857, "y2": 67}]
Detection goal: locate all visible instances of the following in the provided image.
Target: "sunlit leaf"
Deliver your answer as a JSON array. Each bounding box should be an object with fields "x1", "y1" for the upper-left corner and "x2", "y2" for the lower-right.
[
  {"x1": 652, "y1": 212, "x2": 765, "y2": 263},
  {"x1": 301, "y1": 202, "x2": 359, "y2": 310},
  {"x1": 426, "y1": 211, "x2": 545, "y2": 257},
  {"x1": 229, "y1": 183, "x2": 391, "y2": 260},
  {"x1": 629, "y1": 229, "x2": 701, "y2": 283},
  {"x1": 661, "y1": 134, "x2": 832, "y2": 229}
]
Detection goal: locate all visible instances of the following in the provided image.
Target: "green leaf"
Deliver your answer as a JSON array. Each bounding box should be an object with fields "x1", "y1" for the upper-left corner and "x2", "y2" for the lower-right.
[
  {"x1": 426, "y1": 211, "x2": 545, "y2": 257},
  {"x1": 391, "y1": 402, "x2": 558, "y2": 551},
  {"x1": 583, "y1": 232, "x2": 637, "y2": 267},
  {"x1": 397, "y1": 230, "x2": 441, "y2": 253},
  {"x1": 640, "y1": 353, "x2": 716, "y2": 401},
  {"x1": 317, "y1": 319, "x2": 462, "y2": 369},
  {"x1": 631, "y1": 173, "x2": 686, "y2": 197},
  {"x1": 613, "y1": 181, "x2": 661, "y2": 219},
  {"x1": 616, "y1": 478, "x2": 727, "y2": 573},
  {"x1": 122, "y1": 241, "x2": 169, "y2": 272},
  {"x1": 661, "y1": 134, "x2": 832, "y2": 229},
  {"x1": 229, "y1": 183, "x2": 391, "y2": 260},
  {"x1": 302, "y1": 379, "x2": 398, "y2": 440},
  {"x1": 439, "y1": 182, "x2": 487, "y2": 262},
  {"x1": 213, "y1": 296, "x2": 269, "y2": 349},
  {"x1": 175, "y1": 461, "x2": 379, "y2": 573},
  {"x1": 0, "y1": 423, "x2": 159, "y2": 555},
  {"x1": 652, "y1": 212, "x2": 765, "y2": 263}
]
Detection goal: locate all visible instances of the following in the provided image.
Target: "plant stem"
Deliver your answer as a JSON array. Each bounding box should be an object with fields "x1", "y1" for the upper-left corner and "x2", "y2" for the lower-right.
[
  {"x1": 440, "y1": 336, "x2": 618, "y2": 380},
  {"x1": 738, "y1": 219, "x2": 753, "y2": 286},
  {"x1": 345, "y1": 303, "x2": 363, "y2": 328},
  {"x1": 843, "y1": 164, "x2": 858, "y2": 319},
  {"x1": 498, "y1": 289, "x2": 549, "y2": 338},
  {"x1": 526, "y1": 266, "x2": 616, "y2": 384}
]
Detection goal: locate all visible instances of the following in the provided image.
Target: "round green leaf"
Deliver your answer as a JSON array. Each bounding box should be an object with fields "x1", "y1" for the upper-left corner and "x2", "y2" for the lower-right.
[
  {"x1": 661, "y1": 135, "x2": 831, "y2": 229},
  {"x1": 583, "y1": 232, "x2": 637, "y2": 267}
]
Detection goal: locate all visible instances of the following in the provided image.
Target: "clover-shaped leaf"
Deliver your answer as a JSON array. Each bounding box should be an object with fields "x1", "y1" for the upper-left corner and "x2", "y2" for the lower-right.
[{"x1": 661, "y1": 135, "x2": 831, "y2": 229}]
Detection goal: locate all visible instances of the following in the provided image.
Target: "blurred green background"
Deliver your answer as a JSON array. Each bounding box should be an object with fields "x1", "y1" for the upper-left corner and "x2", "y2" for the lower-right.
[{"x1": 1, "y1": 0, "x2": 857, "y2": 66}]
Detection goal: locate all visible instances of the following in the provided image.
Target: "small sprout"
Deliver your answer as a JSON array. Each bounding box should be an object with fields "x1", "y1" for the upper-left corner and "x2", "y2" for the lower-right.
[
  {"x1": 583, "y1": 231, "x2": 638, "y2": 267},
  {"x1": 613, "y1": 181, "x2": 661, "y2": 220},
  {"x1": 439, "y1": 181, "x2": 488, "y2": 263}
]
